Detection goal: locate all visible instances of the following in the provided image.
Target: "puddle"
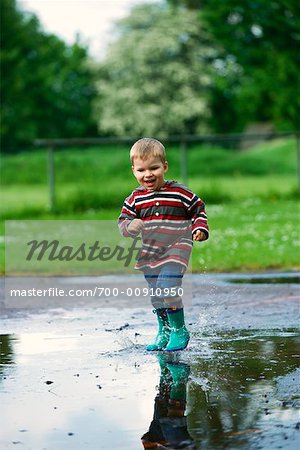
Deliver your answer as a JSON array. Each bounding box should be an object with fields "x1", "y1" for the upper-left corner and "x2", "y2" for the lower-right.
[
  {"x1": 187, "y1": 330, "x2": 300, "y2": 449},
  {"x1": 0, "y1": 326, "x2": 299, "y2": 449},
  {"x1": 226, "y1": 274, "x2": 300, "y2": 285}
]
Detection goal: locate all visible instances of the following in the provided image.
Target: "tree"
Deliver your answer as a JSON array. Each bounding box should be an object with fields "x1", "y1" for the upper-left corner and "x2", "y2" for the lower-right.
[
  {"x1": 94, "y1": 3, "x2": 218, "y2": 137},
  {"x1": 167, "y1": 0, "x2": 300, "y2": 131},
  {"x1": 1, "y1": 0, "x2": 97, "y2": 150}
]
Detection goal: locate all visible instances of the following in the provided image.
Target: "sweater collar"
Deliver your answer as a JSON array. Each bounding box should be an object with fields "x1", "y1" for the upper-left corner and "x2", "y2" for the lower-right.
[{"x1": 136, "y1": 180, "x2": 176, "y2": 192}]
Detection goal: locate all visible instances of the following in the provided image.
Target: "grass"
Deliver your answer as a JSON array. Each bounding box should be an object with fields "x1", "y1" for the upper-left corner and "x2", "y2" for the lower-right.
[
  {"x1": 194, "y1": 200, "x2": 300, "y2": 272},
  {"x1": 1, "y1": 199, "x2": 299, "y2": 275},
  {"x1": 2, "y1": 137, "x2": 298, "y2": 185},
  {"x1": 1, "y1": 175, "x2": 298, "y2": 218},
  {"x1": 1, "y1": 137, "x2": 299, "y2": 274},
  {"x1": 1, "y1": 137, "x2": 298, "y2": 212}
]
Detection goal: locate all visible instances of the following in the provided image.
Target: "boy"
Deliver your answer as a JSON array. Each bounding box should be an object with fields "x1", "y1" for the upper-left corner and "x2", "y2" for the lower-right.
[{"x1": 118, "y1": 138, "x2": 209, "y2": 352}]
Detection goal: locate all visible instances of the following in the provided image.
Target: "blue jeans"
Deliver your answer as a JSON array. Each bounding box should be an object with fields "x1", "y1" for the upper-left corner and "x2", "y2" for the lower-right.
[{"x1": 143, "y1": 263, "x2": 184, "y2": 309}]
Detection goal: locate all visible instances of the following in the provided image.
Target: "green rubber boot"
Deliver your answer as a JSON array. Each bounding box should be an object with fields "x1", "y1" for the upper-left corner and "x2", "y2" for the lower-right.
[
  {"x1": 146, "y1": 309, "x2": 171, "y2": 351},
  {"x1": 165, "y1": 308, "x2": 190, "y2": 352},
  {"x1": 156, "y1": 353, "x2": 172, "y2": 393},
  {"x1": 167, "y1": 362, "x2": 190, "y2": 401}
]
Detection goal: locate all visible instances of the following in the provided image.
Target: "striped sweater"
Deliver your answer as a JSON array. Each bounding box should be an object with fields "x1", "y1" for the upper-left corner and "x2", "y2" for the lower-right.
[{"x1": 118, "y1": 180, "x2": 209, "y2": 270}]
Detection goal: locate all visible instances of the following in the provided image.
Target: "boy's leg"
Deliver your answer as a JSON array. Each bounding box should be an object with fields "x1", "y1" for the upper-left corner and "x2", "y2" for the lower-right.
[
  {"x1": 156, "y1": 263, "x2": 184, "y2": 308},
  {"x1": 144, "y1": 269, "x2": 170, "y2": 351},
  {"x1": 156, "y1": 264, "x2": 190, "y2": 352},
  {"x1": 144, "y1": 269, "x2": 165, "y2": 310}
]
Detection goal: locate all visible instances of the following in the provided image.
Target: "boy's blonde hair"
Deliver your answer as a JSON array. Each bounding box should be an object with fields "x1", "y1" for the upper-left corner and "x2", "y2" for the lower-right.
[{"x1": 130, "y1": 138, "x2": 166, "y2": 164}]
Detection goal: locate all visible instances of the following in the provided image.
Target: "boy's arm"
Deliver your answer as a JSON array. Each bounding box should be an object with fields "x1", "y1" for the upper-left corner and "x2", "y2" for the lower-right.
[
  {"x1": 187, "y1": 195, "x2": 209, "y2": 241},
  {"x1": 118, "y1": 195, "x2": 143, "y2": 237}
]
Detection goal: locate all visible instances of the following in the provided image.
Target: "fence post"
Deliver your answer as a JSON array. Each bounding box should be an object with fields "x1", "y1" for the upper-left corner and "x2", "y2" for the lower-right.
[
  {"x1": 48, "y1": 145, "x2": 56, "y2": 211},
  {"x1": 180, "y1": 138, "x2": 188, "y2": 186}
]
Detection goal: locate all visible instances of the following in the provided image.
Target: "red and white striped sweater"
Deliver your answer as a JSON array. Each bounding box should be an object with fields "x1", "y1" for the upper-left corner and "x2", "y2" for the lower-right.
[{"x1": 118, "y1": 180, "x2": 209, "y2": 270}]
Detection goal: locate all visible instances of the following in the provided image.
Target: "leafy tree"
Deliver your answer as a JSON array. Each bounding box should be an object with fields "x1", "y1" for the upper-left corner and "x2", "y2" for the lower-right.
[
  {"x1": 167, "y1": 0, "x2": 300, "y2": 131},
  {"x1": 1, "y1": 0, "x2": 97, "y2": 150},
  {"x1": 95, "y1": 3, "x2": 219, "y2": 137}
]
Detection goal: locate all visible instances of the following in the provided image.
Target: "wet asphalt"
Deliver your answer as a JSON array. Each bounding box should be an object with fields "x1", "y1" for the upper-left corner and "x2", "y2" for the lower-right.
[{"x1": 0, "y1": 273, "x2": 299, "y2": 449}]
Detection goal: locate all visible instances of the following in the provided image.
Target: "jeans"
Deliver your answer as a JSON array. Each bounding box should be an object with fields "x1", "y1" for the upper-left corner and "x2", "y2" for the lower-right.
[{"x1": 143, "y1": 263, "x2": 184, "y2": 309}]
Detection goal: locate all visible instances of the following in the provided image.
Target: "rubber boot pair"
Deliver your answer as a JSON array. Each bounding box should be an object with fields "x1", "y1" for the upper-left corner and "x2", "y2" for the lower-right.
[{"x1": 146, "y1": 308, "x2": 190, "y2": 352}]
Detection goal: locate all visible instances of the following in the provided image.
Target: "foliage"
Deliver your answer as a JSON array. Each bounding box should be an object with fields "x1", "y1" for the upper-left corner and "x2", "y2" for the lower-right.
[
  {"x1": 0, "y1": 0, "x2": 97, "y2": 150},
  {"x1": 168, "y1": 0, "x2": 300, "y2": 132},
  {"x1": 94, "y1": 3, "x2": 220, "y2": 137},
  {"x1": 2, "y1": 0, "x2": 299, "y2": 149}
]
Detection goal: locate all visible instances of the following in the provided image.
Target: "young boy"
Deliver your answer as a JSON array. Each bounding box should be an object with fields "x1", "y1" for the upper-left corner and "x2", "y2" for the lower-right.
[{"x1": 118, "y1": 138, "x2": 209, "y2": 352}]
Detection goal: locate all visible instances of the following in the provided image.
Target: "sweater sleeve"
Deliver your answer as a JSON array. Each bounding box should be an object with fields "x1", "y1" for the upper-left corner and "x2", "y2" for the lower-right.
[
  {"x1": 187, "y1": 194, "x2": 209, "y2": 239},
  {"x1": 118, "y1": 193, "x2": 139, "y2": 237}
]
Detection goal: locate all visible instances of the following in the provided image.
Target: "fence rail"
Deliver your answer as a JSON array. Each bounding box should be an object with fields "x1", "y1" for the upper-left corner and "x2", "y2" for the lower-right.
[{"x1": 33, "y1": 131, "x2": 300, "y2": 211}]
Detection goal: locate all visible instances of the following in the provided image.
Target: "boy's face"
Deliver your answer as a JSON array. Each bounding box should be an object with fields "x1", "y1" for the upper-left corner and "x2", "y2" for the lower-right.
[{"x1": 132, "y1": 156, "x2": 168, "y2": 191}]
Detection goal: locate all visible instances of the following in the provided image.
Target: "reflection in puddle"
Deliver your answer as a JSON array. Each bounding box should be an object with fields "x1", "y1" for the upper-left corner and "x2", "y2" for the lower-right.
[
  {"x1": 142, "y1": 354, "x2": 195, "y2": 449},
  {"x1": 187, "y1": 330, "x2": 299, "y2": 449},
  {"x1": 0, "y1": 334, "x2": 15, "y2": 379},
  {"x1": 0, "y1": 329, "x2": 299, "y2": 449}
]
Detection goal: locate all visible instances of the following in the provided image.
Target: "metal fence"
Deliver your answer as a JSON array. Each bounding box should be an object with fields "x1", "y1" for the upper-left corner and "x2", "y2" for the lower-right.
[{"x1": 34, "y1": 131, "x2": 300, "y2": 211}]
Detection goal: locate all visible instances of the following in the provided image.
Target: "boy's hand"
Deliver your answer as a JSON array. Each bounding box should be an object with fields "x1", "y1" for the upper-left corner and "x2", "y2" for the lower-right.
[
  {"x1": 128, "y1": 219, "x2": 144, "y2": 234},
  {"x1": 193, "y1": 230, "x2": 206, "y2": 241}
]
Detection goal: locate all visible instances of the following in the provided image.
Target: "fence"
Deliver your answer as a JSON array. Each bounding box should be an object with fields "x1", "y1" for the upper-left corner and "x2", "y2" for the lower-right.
[{"x1": 33, "y1": 131, "x2": 300, "y2": 211}]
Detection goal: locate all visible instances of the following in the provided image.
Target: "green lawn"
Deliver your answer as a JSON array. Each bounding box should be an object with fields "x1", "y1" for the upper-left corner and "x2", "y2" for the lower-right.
[
  {"x1": 1, "y1": 199, "x2": 299, "y2": 274},
  {"x1": 1, "y1": 137, "x2": 299, "y2": 273},
  {"x1": 2, "y1": 137, "x2": 297, "y2": 185},
  {"x1": 1, "y1": 174, "x2": 298, "y2": 218},
  {"x1": 194, "y1": 200, "x2": 300, "y2": 272}
]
